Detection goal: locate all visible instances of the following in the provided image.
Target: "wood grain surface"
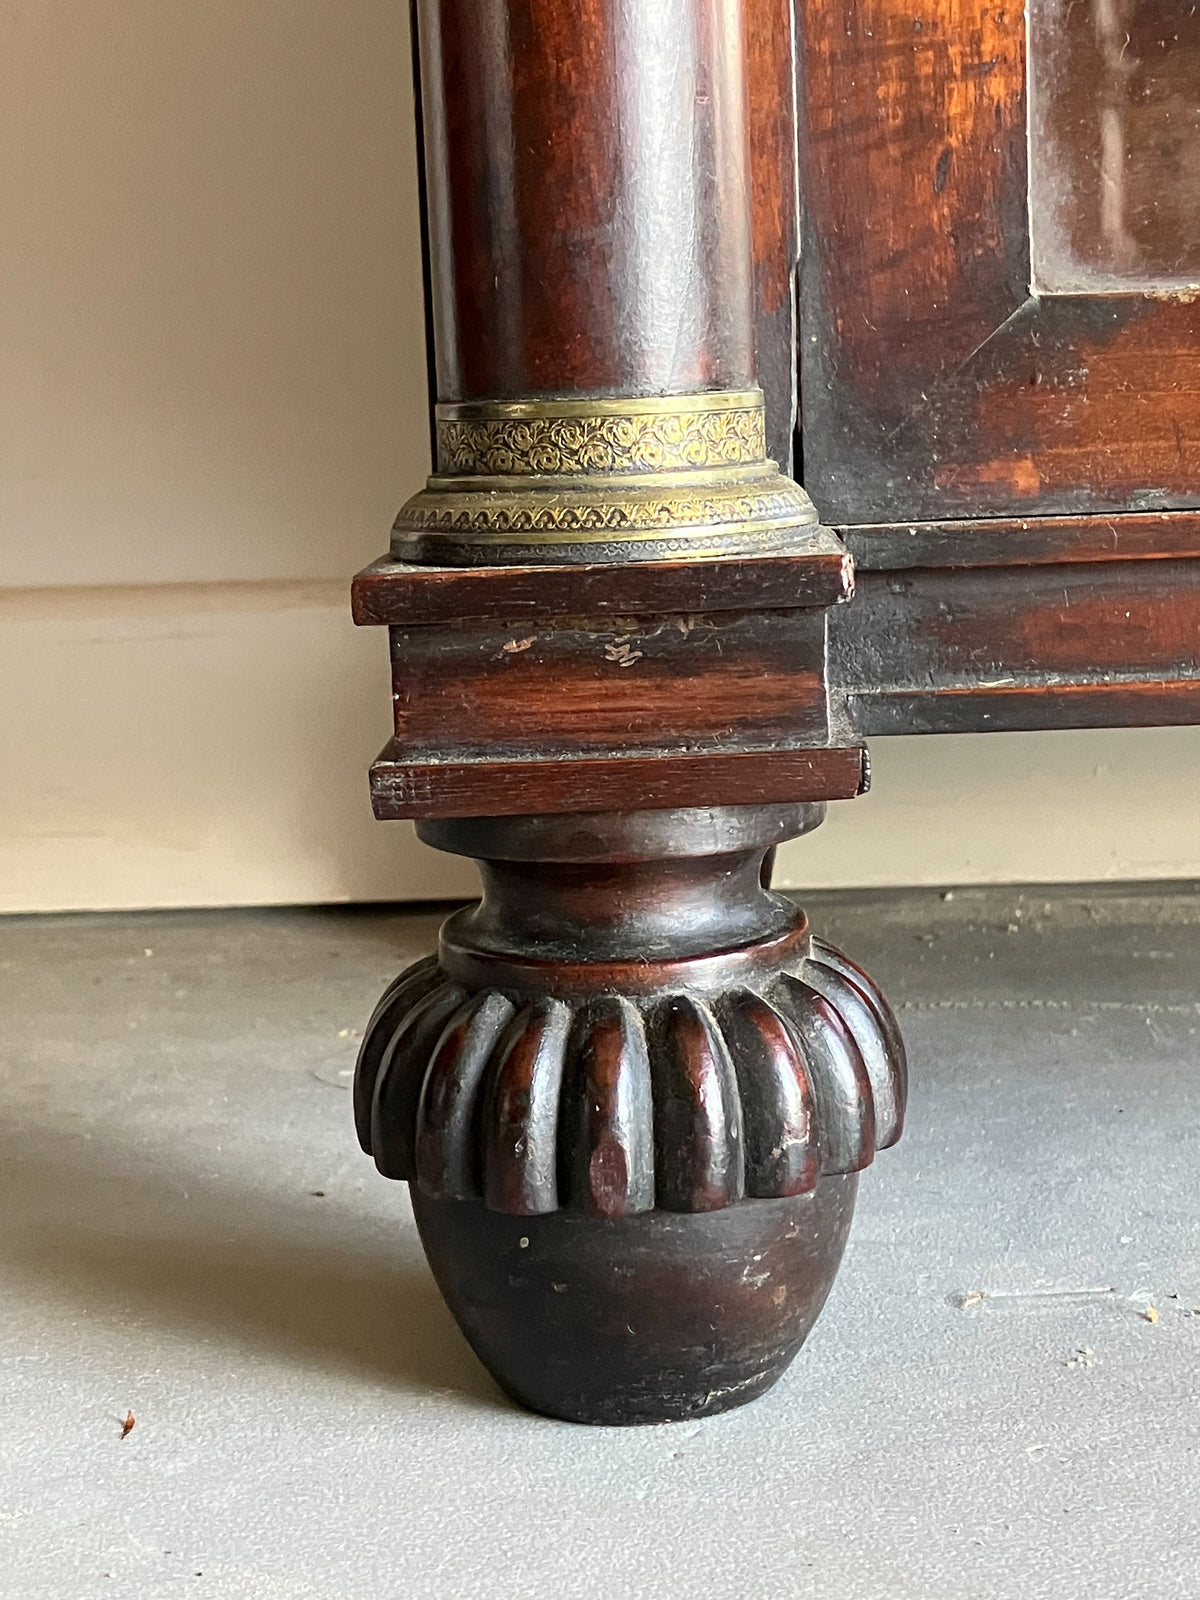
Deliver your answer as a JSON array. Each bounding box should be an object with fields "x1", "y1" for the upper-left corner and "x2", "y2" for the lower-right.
[
  {"x1": 417, "y1": 0, "x2": 758, "y2": 402},
  {"x1": 796, "y1": 0, "x2": 1200, "y2": 526},
  {"x1": 389, "y1": 608, "x2": 831, "y2": 755},
  {"x1": 352, "y1": 536, "x2": 853, "y2": 626},
  {"x1": 369, "y1": 744, "x2": 868, "y2": 819},
  {"x1": 832, "y1": 558, "x2": 1200, "y2": 732}
]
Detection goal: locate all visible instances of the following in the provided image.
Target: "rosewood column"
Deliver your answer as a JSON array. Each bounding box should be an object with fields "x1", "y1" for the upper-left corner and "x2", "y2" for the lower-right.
[{"x1": 351, "y1": 0, "x2": 905, "y2": 1424}]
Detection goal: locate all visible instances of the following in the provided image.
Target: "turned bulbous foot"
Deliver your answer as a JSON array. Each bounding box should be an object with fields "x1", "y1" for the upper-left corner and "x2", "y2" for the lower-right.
[
  {"x1": 413, "y1": 1180, "x2": 857, "y2": 1425},
  {"x1": 355, "y1": 806, "x2": 906, "y2": 1424}
]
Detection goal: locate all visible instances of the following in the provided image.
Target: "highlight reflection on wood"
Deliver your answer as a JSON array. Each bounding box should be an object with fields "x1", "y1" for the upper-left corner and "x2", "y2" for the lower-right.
[{"x1": 1030, "y1": 0, "x2": 1200, "y2": 291}]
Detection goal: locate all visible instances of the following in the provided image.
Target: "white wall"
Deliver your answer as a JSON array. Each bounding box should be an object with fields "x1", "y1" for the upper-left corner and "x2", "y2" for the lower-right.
[{"x1": 3, "y1": 2, "x2": 1198, "y2": 913}]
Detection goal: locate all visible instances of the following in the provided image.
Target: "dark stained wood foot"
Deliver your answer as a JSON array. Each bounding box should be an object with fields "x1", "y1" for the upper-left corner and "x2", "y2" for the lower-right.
[
  {"x1": 413, "y1": 1181, "x2": 857, "y2": 1426},
  {"x1": 354, "y1": 805, "x2": 906, "y2": 1424}
]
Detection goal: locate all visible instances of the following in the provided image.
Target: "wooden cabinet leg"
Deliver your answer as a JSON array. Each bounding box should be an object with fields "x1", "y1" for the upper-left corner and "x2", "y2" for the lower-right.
[
  {"x1": 355, "y1": 805, "x2": 905, "y2": 1424},
  {"x1": 348, "y1": 1, "x2": 904, "y2": 1422}
]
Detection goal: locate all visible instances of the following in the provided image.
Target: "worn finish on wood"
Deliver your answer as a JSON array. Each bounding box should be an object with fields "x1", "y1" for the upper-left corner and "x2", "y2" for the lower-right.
[
  {"x1": 413, "y1": 1181, "x2": 857, "y2": 1425},
  {"x1": 1027, "y1": 0, "x2": 1200, "y2": 290},
  {"x1": 416, "y1": 803, "x2": 830, "y2": 865},
  {"x1": 418, "y1": 0, "x2": 756, "y2": 403},
  {"x1": 352, "y1": 538, "x2": 853, "y2": 626},
  {"x1": 747, "y1": 0, "x2": 801, "y2": 471},
  {"x1": 841, "y1": 511, "x2": 1200, "y2": 572},
  {"x1": 357, "y1": 935, "x2": 904, "y2": 1209},
  {"x1": 832, "y1": 559, "x2": 1200, "y2": 734},
  {"x1": 352, "y1": 0, "x2": 1200, "y2": 1430},
  {"x1": 848, "y1": 679, "x2": 1200, "y2": 737},
  {"x1": 354, "y1": 544, "x2": 864, "y2": 822},
  {"x1": 369, "y1": 745, "x2": 869, "y2": 821},
  {"x1": 403, "y1": 0, "x2": 811, "y2": 565},
  {"x1": 796, "y1": 0, "x2": 1200, "y2": 526},
  {"x1": 346, "y1": 0, "x2": 949, "y2": 1429},
  {"x1": 389, "y1": 608, "x2": 831, "y2": 757},
  {"x1": 416, "y1": 0, "x2": 801, "y2": 468},
  {"x1": 354, "y1": 804, "x2": 905, "y2": 1423}
]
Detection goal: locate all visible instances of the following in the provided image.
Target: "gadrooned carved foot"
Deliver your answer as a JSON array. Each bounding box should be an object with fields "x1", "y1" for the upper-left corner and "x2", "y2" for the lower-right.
[
  {"x1": 355, "y1": 934, "x2": 903, "y2": 1212},
  {"x1": 354, "y1": 805, "x2": 906, "y2": 1424}
]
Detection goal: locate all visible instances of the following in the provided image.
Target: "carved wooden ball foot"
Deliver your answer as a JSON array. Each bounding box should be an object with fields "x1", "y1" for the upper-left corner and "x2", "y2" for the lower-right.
[{"x1": 355, "y1": 805, "x2": 905, "y2": 1424}]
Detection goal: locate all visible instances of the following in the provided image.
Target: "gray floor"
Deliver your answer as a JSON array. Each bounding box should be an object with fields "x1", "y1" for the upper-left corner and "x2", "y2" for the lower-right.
[{"x1": 1, "y1": 885, "x2": 1198, "y2": 1599}]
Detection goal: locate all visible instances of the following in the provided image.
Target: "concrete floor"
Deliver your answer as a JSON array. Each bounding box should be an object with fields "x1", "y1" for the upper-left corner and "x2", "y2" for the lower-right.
[{"x1": 1, "y1": 884, "x2": 1198, "y2": 1599}]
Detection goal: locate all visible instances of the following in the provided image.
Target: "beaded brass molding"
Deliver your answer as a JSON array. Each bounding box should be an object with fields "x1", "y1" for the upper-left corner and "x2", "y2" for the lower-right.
[{"x1": 392, "y1": 389, "x2": 821, "y2": 567}]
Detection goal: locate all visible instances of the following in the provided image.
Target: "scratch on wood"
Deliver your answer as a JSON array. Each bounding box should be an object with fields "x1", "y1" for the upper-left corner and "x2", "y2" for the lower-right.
[{"x1": 604, "y1": 642, "x2": 644, "y2": 667}]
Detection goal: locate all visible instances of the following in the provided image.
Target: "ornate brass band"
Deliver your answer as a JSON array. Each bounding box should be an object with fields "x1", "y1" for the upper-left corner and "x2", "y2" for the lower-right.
[
  {"x1": 391, "y1": 390, "x2": 820, "y2": 567},
  {"x1": 435, "y1": 393, "x2": 767, "y2": 477}
]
